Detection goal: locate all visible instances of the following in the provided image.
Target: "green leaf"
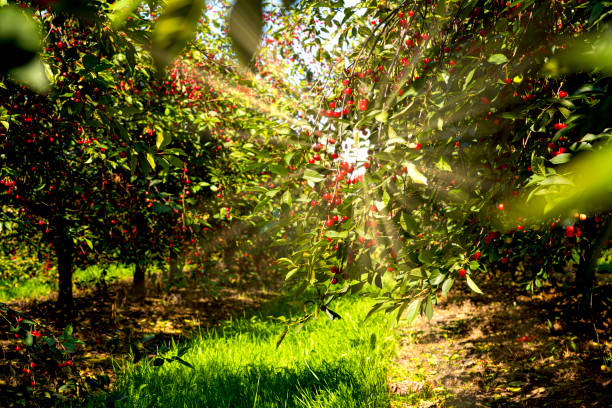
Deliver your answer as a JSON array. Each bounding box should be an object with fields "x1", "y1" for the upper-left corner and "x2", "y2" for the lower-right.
[
  {"x1": 550, "y1": 153, "x2": 571, "y2": 164},
  {"x1": 463, "y1": 67, "x2": 476, "y2": 91},
  {"x1": 303, "y1": 169, "x2": 325, "y2": 183},
  {"x1": 152, "y1": 0, "x2": 205, "y2": 72},
  {"x1": 146, "y1": 152, "x2": 156, "y2": 170},
  {"x1": 375, "y1": 111, "x2": 388, "y2": 123},
  {"x1": 406, "y1": 163, "x2": 427, "y2": 185},
  {"x1": 325, "y1": 307, "x2": 342, "y2": 321},
  {"x1": 109, "y1": 0, "x2": 142, "y2": 28},
  {"x1": 441, "y1": 278, "x2": 454, "y2": 297},
  {"x1": 365, "y1": 302, "x2": 384, "y2": 320},
  {"x1": 173, "y1": 356, "x2": 194, "y2": 369},
  {"x1": 405, "y1": 298, "x2": 421, "y2": 323},
  {"x1": 228, "y1": 0, "x2": 264, "y2": 65},
  {"x1": 24, "y1": 331, "x2": 33, "y2": 346},
  {"x1": 82, "y1": 54, "x2": 99, "y2": 70},
  {"x1": 156, "y1": 130, "x2": 171, "y2": 150},
  {"x1": 166, "y1": 155, "x2": 183, "y2": 168},
  {"x1": 487, "y1": 53, "x2": 508, "y2": 64},
  {"x1": 436, "y1": 157, "x2": 451, "y2": 171},
  {"x1": 399, "y1": 211, "x2": 418, "y2": 234},
  {"x1": 466, "y1": 275, "x2": 483, "y2": 294},
  {"x1": 325, "y1": 230, "x2": 348, "y2": 239},
  {"x1": 285, "y1": 267, "x2": 299, "y2": 280},
  {"x1": 270, "y1": 164, "x2": 288, "y2": 176},
  {"x1": 281, "y1": 190, "x2": 291, "y2": 207},
  {"x1": 531, "y1": 154, "x2": 546, "y2": 177}
]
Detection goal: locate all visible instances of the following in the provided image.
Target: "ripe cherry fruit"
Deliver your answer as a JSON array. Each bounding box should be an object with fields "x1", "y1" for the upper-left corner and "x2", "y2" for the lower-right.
[
  {"x1": 458, "y1": 268, "x2": 467, "y2": 277},
  {"x1": 358, "y1": 99, "x2": 369, "y2": 111}
]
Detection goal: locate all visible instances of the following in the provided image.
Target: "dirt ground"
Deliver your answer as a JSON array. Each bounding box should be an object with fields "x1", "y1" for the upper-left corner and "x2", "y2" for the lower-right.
[
  {"x1": 389, "y1": 275, "x2": 612, "y2": 407},
  {"x1": 0, "y1": 274, "x2": 279, "y2": 406},
  {"x1": 2, "y1": 270, "x2": 611, "y2": 407}
]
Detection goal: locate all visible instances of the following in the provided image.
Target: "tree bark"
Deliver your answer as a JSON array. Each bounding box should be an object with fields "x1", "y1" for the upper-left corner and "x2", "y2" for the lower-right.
[
  {"x1": 132, "y1": 212, "x2": 148, "y2": 301},
  {"x1": 133, "y1": 263, "x2": 146, "y2": 301},
  {"x1": 54, "y1": 218, "x2": 74, "y2": 324}
]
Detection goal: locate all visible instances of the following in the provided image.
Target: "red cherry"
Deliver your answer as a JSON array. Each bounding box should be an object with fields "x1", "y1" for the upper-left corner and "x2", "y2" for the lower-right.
[
  {"x1": 325, "y1": 219, "x2": 334, "y2": 227},
  {"x1": 408, "y1": 10, "x2": 414, "y2": 17},
  {"x1": 553, "y1": 123, "x2": 567, "y2": 130},
  {"x1": 414, "y1": 143, "x2": 422, "y2": 150},
  {"x1": 565, "y1": 225, "x2": 575, "y2": 238},
  {"x1": 497, "y1": 203, "x2": 504, "y2": 210},
  {"x1": 358, "y1": 99, "x2": 369, "y2": 111},
  {"x1": 458, "y1": 268, "x2": 466, "y2": 277},
  {"x1": 328, "y1": 138, "x2": 336, "y2": 144},
  {"x1": 344, "y1": 88, "x2": 352, "y2": 95},
  {"x1": 473, "y1": 252, "x2": 481, "y2": 260},
  {"x1": 559, "y1": 91, "x2": 568, "y2": 98}
]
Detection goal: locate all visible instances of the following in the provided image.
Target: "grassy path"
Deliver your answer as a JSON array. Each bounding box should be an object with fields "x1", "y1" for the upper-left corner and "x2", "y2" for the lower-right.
[{"x1": 86, "y1": 294, "x2": 401, "y2": 408}]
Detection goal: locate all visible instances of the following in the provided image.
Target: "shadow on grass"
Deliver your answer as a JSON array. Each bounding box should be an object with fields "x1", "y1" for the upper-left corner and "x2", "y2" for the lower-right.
[{"x1": 94, "y1": 359, "x2": 390, "y2": 408}]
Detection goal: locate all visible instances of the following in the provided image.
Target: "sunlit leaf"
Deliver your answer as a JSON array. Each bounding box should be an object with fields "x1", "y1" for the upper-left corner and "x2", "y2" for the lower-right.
[
  {"x1": 487, "y1": 53, "x2": 508, "y2": 64},
  {"x1": 466, "y1": 275, "x2": 483, "y2": 294}
]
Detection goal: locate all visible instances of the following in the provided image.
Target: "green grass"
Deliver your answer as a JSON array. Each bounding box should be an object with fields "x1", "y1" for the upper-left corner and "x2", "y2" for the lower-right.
[
  {"x1": 0, "y1": 263, "x2": 133, "y2": 303},
  {"x1": 87, "y1": 292, "x2": 400, "y2": 408}
]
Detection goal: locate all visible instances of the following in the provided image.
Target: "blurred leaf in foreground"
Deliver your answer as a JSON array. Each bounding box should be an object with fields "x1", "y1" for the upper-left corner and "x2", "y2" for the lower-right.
[
  {"x1": 152, "y1": 0, "x2": 204, "y2": 73},
  {"x1": 510, "y1": 132, "x2": 612, "y2": 222},
  {"x1": 544, "y1": 27, "x2": 612, "y2": 75},
  {"x1": 0, "y1": 5, "x2": 49, "y2": 92}
]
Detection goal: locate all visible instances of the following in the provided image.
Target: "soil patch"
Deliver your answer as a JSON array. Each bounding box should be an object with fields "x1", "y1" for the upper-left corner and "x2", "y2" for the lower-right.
[{"x1": 390, "y1": 277, "x2": 612, "y2": 407}]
